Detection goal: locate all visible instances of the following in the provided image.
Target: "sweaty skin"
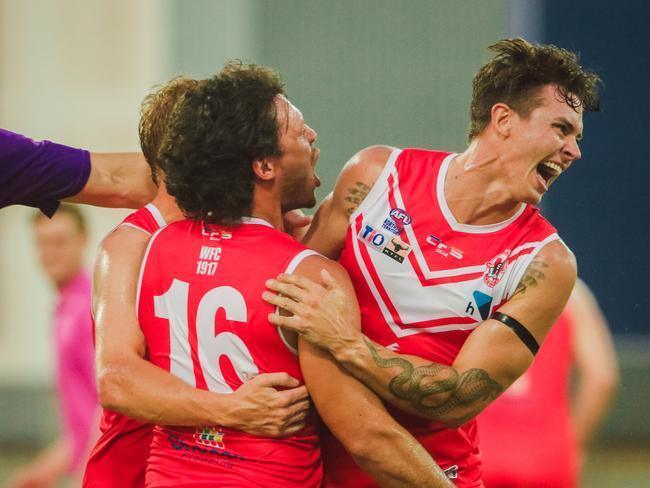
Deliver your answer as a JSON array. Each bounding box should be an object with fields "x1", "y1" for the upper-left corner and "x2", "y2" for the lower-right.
[
  {"x1": 291, "y1": 256, "x2": 453, "y2": 487},
  {"x1": 95, "y1": 190, "x2": 311, "y2": 436},
  {"x1": 65, "y1": 152, "x2": 156, "y2": 208},
  {"x1": 264, "y1": 84, "x2": 579, "y2": 427}
]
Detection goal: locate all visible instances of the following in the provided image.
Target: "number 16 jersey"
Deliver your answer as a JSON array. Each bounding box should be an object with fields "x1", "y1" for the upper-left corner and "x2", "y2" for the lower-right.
[{"x1": 137, "y1": 217, "x2": 321, "y2": 488}]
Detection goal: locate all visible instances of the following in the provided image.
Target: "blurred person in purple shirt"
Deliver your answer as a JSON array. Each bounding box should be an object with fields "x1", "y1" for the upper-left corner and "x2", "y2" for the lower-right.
[
  {"x1": 0, "y1": 127, "x2": 156, "y2": 216},
  {"x1": 7, "y1": 204, "x2": 99, "y2": 488}
]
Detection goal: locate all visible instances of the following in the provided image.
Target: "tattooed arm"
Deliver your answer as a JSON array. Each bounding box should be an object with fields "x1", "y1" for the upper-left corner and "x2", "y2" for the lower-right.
[
  {"x1": 302, "y1": 145, "x2": 395, "y2": 257},
  {"x1": 294, "y1": 256, "x2": 453, "y2": 487},
  {"x1": 265, "y1": 240, "x2": 577, "y2": 427}
]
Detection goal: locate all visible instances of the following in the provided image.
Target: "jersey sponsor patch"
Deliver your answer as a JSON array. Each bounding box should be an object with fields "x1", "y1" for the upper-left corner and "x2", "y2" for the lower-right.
[
  {"x1": 389, "y1": 207, "x2": 412, "y2": 225},
  {"x1": 381, "y1": 218, "x2": 400, "y2": 235},
  {"x1": 425, "y1": 234, "x2": 464, "y2": 259},
  {"x1": 201, "y1": 225, "x2": 233, "y2": 241},
  {"x1": 357, "y1": 223, "x2": 412, "y2": 263},
  {"x1": 483, "y1": 249, "x2": 511, "y2": 287},
  {"x1": 380, "y1": 207, "x2": 413, "y2": 235},
  {"x1": 382, "y1": 237, "x2": 411, "y2": 263},
  {"x1": 471, "y1": 290, "x2": 493, "y2": 320},
  {"x1": 194, "y1": 427, "x2": 225, "y2": 449}
]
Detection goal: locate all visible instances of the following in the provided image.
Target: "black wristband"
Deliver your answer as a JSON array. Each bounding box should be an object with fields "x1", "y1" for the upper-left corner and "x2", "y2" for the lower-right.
[{"x1": 490, "y1": 312, "x2": 540, "y2": 356}]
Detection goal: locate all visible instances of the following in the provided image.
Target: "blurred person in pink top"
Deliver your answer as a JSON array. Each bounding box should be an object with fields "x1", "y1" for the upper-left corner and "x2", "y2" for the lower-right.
[
  {"x1": 477, "y1": 279, "x2": 619, "y2": 487},
  {"x1": 7, "y1": 204, "x2": 99, "y2": 488}
]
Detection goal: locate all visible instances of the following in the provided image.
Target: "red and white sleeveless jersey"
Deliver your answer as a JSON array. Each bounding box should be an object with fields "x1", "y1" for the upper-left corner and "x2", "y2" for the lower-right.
[
  {"x1": 119, "y1": 202, "x2": 167, "y2": 235},
  {"x1": 84, "y1": 204, "x2": 166, "y2": 488},
  {"x1": 325, "y1": 148, "x2": 560, "y2": 488},
  {"x1": 137, "y1": 217, "x2": 321, "y2": 488}
]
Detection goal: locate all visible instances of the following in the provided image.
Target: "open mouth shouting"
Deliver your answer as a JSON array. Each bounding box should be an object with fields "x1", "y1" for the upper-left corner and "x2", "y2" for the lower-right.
[{"x1": 535, "y1": 161, "x2": 564, "y2": 191}]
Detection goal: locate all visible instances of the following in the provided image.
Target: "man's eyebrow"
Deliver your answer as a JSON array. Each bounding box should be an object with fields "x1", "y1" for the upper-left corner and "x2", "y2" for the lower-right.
[{"x1": 556, "y1": 117, "x2": 583, "y2": 140}]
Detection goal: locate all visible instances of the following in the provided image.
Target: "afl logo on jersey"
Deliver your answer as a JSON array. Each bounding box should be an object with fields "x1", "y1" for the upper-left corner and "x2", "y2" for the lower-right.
[
  {"x1": 483, "y1": 250, "x2": 511, "y2": 288},
  {"x1": 389, "y1": 208, "x2": 412, "y2": 225}
]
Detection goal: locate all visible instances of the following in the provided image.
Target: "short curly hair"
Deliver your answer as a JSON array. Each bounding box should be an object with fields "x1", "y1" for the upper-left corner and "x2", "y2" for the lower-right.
[
  {"x1": 161, "y1": 62, "x2": 285, "y2": 225},
  {"x1": 469, "y1": 38, "x2": 601, "y2": 140},
  {"x1": 139, "y1": 76, "x2": 199, "y2": 184}
]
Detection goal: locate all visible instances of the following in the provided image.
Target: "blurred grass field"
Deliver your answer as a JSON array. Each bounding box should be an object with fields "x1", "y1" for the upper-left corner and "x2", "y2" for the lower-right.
[{"x1": 2, "y1": 443, "x2": 649, "y2": 487}]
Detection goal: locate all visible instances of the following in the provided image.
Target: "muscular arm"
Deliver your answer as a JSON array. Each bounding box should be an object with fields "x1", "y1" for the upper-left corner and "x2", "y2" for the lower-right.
[
  {"x1": 64, "y1": 152, "x2": 156, "y2": 208},
  {"x1": 95, "y1": 226, "x2": 309, "y2": 436},
  {"x1": 293, "y1": 257, "x2": 452, "y2": 487},
  {"x1": 266, "y1": 240, "x2": 577, "y2": 427},
  {"x1": 569, "y1": 279, "x2": 619, "y2": 448},
  {"x1": 302, "y1": 144, "x2": 394, "y2": 257}
]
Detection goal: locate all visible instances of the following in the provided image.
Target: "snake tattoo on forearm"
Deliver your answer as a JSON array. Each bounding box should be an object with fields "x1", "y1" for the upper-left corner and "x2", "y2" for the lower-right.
[{"x1": 363, "y1": 337, "x2": 502, "y2": 420}]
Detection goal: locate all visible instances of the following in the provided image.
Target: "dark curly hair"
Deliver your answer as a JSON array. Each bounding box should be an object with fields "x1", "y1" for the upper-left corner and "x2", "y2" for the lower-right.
[
  {"x1": 139, "y1": 76, "x2": 199, "y2": 184},
  {"x1": 469, "y1": 38, "x2": 601, "y2": 140},
  {"x1": 161, "y1": 62, "x2": 285, "y2": 225}
]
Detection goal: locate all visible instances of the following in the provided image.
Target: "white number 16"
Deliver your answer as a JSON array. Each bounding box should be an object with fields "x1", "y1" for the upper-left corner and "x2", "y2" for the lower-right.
[{"x1": 153, "y1": 279, "x2": 259, "y2": 393}]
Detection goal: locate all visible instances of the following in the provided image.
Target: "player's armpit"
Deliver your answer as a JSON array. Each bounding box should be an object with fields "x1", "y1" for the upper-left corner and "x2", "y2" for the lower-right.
[
  {"x1": 65, "y1": 152, "x2": 156, "y2": 208},
  {"x1": 302, "y1": 145, "x2": 395, "y2": 259}
]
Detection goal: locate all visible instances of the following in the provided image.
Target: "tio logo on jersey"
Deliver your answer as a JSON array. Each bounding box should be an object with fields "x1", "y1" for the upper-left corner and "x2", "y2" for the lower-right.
[{"x1": 358, "y1": 224, "x2": 412, "y2": 263}]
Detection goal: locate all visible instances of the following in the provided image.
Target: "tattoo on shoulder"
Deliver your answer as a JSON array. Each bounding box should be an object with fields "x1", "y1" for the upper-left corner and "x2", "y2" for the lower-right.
[
  {"x1": 513, "y1": 255, "x2": 549, "y2": 297},
  {"x1": 344, "y1": 181, "x2": 372, "y2": 216},
  {"x1": 363, "y1": 338, "x2": 502, "y2": 419}
]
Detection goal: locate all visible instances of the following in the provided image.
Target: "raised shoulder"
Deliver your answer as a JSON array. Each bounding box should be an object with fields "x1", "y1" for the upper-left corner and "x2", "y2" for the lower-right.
[
  {"x1": 340, "y1": 145, "x2": 396, "y2": 180},
  {"x1": 302, "y1": 145, "x2": 396, "y2": 258},
  {"x1": 334, "y1": 144, "x2": 397, "y2": 216}
]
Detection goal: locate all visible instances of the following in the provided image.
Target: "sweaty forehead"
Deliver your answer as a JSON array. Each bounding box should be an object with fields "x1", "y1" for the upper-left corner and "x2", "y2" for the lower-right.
[{"x1": 274, "y1": 94, "x2": 303, "y2": 132}]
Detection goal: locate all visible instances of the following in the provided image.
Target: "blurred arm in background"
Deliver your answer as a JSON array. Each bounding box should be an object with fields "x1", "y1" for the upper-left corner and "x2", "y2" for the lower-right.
[{"x1": 569, "y1": 278, "x2": 619, "y2": 451}]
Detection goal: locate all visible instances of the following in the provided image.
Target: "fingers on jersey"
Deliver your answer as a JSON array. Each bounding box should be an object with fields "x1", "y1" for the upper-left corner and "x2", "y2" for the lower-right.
[
  {"x1": 250, "y1": 371, "x2": 302, "y2": 389},
  {"x1": 263, "y1": 293, "x2": 310, "y2": 326},
  {"x1": 231, "y1": 378, "x2": 311, "y2": 438}
]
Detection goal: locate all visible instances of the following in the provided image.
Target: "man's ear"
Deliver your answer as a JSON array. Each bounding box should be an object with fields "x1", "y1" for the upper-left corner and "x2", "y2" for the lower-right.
[
  {"x1": 490, "y1": 102, "x2": 514, "y2": 138},
  {"x1": 252, "y1": 158, "x2": 277, "y2": 181}
]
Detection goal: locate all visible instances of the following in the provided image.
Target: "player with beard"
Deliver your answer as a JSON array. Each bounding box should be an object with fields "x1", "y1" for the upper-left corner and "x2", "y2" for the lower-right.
[
  {"x1": 137, "y1": 62, "x2": 451, "y2": 487},
  {"x1": 84, "y1": 76, "x2": 312, "y2": 487},
  {"x1": 263, "y1": 38, "x2": 601, "y2": 487}
]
